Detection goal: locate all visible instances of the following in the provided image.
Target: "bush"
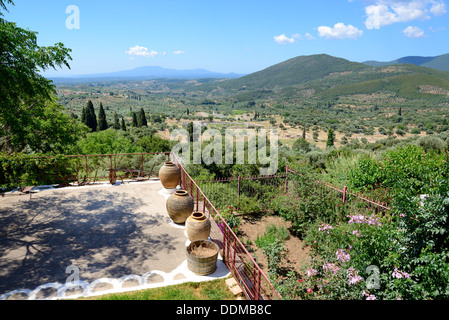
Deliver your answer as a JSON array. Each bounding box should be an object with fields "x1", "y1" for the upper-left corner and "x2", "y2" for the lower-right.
[
  {"x1": 416, "y1": 136, "x2": 446, "y2": 153},
  {"x1": 348, "y1": 145, "x2": 447, "y2": 196},
  {"x1": 271, "y1": 168, "x2": 342, "y2": 238}
]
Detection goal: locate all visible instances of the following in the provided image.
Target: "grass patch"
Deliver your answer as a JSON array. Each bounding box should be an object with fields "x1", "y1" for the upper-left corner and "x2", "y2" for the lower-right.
[
  {"x1": 255, "y1": 224, "x2": 289, "y2": 249},
  {"x1": 79, "y1": 278, "x2": 238, "y2": 300}
]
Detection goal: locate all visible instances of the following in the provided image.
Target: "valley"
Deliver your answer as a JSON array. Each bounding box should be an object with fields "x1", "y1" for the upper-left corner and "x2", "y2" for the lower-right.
[{"x1": 55, "y1": 54, "x2": 449, "y2": 153}]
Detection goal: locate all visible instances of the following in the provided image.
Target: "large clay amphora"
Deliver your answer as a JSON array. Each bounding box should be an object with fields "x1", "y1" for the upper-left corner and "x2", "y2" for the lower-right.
[
  {"x1": 166, "y1": 190, "x2": 194, "y2": 224},
  {"x1": 159, "y1": 161, "x2": 180, "y2": 189},
  {"x1": 186, "y1": 211, "x2": 211, "y2": 241}
]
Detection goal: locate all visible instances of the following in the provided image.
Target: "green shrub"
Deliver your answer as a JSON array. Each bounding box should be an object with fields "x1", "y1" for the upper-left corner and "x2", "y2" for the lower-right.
[
  {"x1": 416, "y1": 136, "x2": 446, "y2": 152},
  {"x1": 271, "y1": 168, "x2": 341, "y2": 238}
]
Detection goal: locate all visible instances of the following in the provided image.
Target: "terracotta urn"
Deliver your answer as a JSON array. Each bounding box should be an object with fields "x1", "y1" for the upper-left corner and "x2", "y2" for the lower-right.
[
  {"x1": 186, "y1": 211, "x2": 211, "y2": 241},
  {"x1": 159, "y1": 161, "x2": 180, "y2": 189},
  {"x1": 166, "y1": 190, "x2": 194, "y2": 224}
]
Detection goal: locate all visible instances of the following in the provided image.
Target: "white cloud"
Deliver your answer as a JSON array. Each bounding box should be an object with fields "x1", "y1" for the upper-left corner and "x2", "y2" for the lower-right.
[
  {"x1": 317, "y1": 23, "x2": 363, "y2": 39},
  {"x1": 125, "y1": 46, "x2": 159, "y2": 58},
  {"x1": 304, "y1": 32, "x2": 316, "y2": 40},
  {"x1": 274, "y1": 33, "x2": 298, "y2": 44},
  {"x1": 173, "y1": 50, "x2": 186, "y2": 55},
  {"x1": 430, "y1": 1, "x2": 447, "y2": 15},
  {"x1": 403, "y1": 25, "x2": 426, "y2": 37},
  {"x1": 273, "y1": 33, "x2": 315, "y2": 44},
  {"x1": 365, "y1": 0, "x2": 447, "y2": 29}
]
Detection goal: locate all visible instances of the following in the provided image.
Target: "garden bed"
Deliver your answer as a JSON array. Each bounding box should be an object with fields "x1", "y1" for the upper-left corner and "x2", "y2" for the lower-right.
[{"x1": 237, "y1": 213, "x2": 311, "y2": 279}]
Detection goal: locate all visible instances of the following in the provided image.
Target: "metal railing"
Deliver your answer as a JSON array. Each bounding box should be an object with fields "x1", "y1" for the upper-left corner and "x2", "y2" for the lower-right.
[
  {"x1": 171, "y1": 152, "x2": 282, "y2": 300},
  {"x1": 32, "y1": 152, "x2": 171, "y2": 186}
]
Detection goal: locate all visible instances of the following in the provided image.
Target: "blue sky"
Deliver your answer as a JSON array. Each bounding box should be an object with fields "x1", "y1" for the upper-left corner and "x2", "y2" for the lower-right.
[{"x1": 3, "y1": 0, "x2": 449, "y2": 76}]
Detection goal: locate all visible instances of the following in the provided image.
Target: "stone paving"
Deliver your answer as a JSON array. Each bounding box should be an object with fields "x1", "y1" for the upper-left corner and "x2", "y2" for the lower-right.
[{"x1": 0, "y1": 180, "x2": 229, "y2": 300}]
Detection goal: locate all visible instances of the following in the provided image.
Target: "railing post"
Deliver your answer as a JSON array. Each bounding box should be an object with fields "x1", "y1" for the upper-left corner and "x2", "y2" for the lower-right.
[
  {"x1": 254, "y1": 268, "x2": 261, "y2": 300},
  {"x1": 238, "y1": 176, "x2": 241, "y2": 199}
]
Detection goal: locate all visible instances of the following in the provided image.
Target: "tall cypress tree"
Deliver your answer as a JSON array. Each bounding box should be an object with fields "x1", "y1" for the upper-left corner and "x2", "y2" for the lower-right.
[
  {"x1": 85, "y1": 100, "x2": 97, "y2": 132},
  {"x1": 137, "y1": 108, "x2": 147, "y2": 127},
  {"x1": 97, "y1": 102, "x2": 108, "y2": 131},
  {"x1": 81, "y1": 106, "x2": 87, "y2": 126},
  {"x1": 326, "y1": 128, "x2": 335, "y2": 148},
  {"x1": 131, "y1": 112, "x2": 138, "y2": 127},
  {"x1": 113, "y1": 112, "x2": 120, "y2": 130},
  {"x1": 121, "y1": 117, "x2": 127, "y2": 131}
]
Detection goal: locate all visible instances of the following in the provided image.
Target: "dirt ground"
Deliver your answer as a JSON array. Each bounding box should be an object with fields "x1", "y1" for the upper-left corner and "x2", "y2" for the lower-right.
[{"x1": 237, "y1": 214, "x2": 311, "y2": 278}]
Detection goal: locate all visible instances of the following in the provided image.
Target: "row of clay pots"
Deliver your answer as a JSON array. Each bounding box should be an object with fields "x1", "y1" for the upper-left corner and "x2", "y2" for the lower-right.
[
  {"x1": 160, "y1": 161, "x2": 216, "y2": 275},
  {"x1": 160, "y1": 161, "x2": 211, "y2": 241}
]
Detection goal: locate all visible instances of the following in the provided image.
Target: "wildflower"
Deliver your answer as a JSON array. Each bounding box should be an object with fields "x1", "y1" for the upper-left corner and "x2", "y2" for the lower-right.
[
  {"x1": 306, "y1": 268, "x2": 318, "y2": 277},
  {"x1": 352, "y1": 230, "x2": 361, "y2": 237},
  {"x1": 298, "y1": 279, "x2": 303, "y2": 283},
  {"x1": 392, "y1": 268, "x2": 410, "y2": 279},
  {"x1": 346, "y1": 267, "x2": 363, "y2": 285},
  {"x1": 366, "y1": 294, "x2": 376, "y2": 300},
  {"x1": 336, "y1": 249, "x2": 350, "y2": 262},
  {"x1": 347, "y1": 213, "x2": 381, "y2": 226},
  {"x1": 307, "y1": 288, "x2": 312, "y2": 293},
  {"x1": 318, "y1": 223, "x2": 333, "y2": 234},
  {"x1": 323, "y1": 262, "x2": 340, "y2": 275}
]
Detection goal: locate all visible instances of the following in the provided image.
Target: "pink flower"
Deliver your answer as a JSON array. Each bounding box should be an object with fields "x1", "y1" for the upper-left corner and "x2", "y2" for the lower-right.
[
  {"x1": 336, "y1": 249, "x2": 350, "y2": 262},
  {"x1": 347, "y1": 267, "x2": 363, "y2": 285},
  {"x1": 306, "y1": 268, "x2": 318, "y2": 277},
  {"x1": 366, "y1": 294, "x2": 376, "y2": 300},
  {"x1": 298, "y1": 279, "x2": 303, "y2": 283},
  {"x1": 392, "y1": 268, "x2": 410, "y2": 279},
  {"x1": 318, "y1": 223, "x2": 333, "y2": 234},
  {"x1": 323, "y1": 262, "x2": 340, "y2": 275},
  {"x1": 307, "y1": 288, "x2": 312, "y2": 293}
]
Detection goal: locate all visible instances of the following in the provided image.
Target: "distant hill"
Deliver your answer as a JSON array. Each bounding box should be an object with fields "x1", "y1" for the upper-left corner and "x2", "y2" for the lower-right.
[
  {"x1": 50, "y1": 66, "x2": 244, "y2": 83},
  {"x1": 363, "y1": 53, "x2": 449, "y2": 71},
  {"x1": 188, "y1": 53, "x2": 449, "y2": 101},
  {"x1": 218, "y1": 54, "x2": 367, "y2": 91}
]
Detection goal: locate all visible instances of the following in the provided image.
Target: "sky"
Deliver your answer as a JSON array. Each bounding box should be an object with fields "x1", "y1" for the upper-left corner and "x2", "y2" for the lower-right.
[{"x1": 3, "y1": 0, "x2": 449, "y2": 76}]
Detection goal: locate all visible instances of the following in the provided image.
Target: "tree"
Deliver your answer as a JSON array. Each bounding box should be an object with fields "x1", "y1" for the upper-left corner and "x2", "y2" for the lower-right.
[
  {"x1": 113, "y1": 112, "x2": 120, "y2": 130},
  {"x1": 187, "y1": 121, "x2": 194, "y2": 142},
  {"x1": 326, "y1": 128, "x2": 335, "y2": 148},
  {"x1": 97, "y1": 102, "x2": 108, "y2": 131},
  {"x1": 81, "y1": 106, "x2": 87, "y2": 125},
  {"x1": 84, "y1": 100, "x2": 97, "y2": 132},
  {"x1": 292, "y1": 138, "x2": 311, "y2": 153},
  {"x1": 137, "y1": 108, "x2": 147, "y2": 127},
  {"x1": 0, "y1": 1, "x2": 84, "y2": 154},
  {"x1": 120, "y1": 117, "x2": 127, "y2": 131},
  {"x1": 131, "y1": 112, "x2": 138, "y2": 127}
]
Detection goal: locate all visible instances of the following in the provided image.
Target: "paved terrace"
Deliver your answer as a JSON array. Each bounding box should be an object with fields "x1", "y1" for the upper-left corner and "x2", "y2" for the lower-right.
[{"x1": 0, "y1": 179, "x2": 230, "y2": 300}]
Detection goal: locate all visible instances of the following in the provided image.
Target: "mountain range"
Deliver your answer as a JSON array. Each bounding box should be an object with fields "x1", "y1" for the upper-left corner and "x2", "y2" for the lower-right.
[
  {"x1": 49, "y1": 66, "x2": 244, "y2": 83},
  {"x1": 51, "y1": 52, "x2": 449, "y2": 101},
  {"x1": 190, "y1": 53, "x2": 449, "y2": 101},
  {"x1": 363, "y1": 53, "x2": 449, "y2": 71}
]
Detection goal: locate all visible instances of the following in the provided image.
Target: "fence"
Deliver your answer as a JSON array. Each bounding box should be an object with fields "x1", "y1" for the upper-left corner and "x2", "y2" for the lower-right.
[
  {"x1": 196, "y1": 173, "x2": 288, "y2": 213},
  {"x1": 188, "y1": 165, "x2": 391, "y2": 218},
  {"x1": 171, "y1": 152, "x2": 282, "y2": 300},
  {"x1": 285, "y1": 166, "x2": 391, "y2": 218},
  {"x1": 0, "y1": 152, "x2": 171, "y2": 189}
]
